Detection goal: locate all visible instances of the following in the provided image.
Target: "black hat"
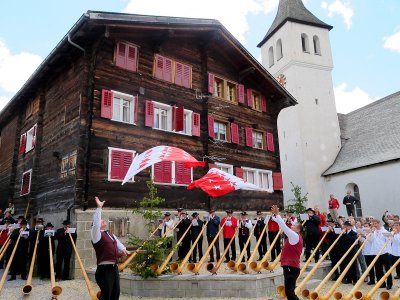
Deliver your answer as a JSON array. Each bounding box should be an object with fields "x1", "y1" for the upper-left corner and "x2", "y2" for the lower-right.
[
  {"x1": 177, "y1": 208, "x2": 184, "y2": 212},
  {"x1": 36, "y1": 218, "x2": 44, "y2": 223},
  {"x1": 306, "y1": 208, "x2": 315, "y2": 213},
  {"x1": 4, "y1": 218, "x2": 12, "y2": 223},
  {"x1": 256, "y1": 211, "x2": 262, "y2": 215},
  {"x1": 181, "y1": 211, "x2": 188, "y2": 215},
  {"x1": 45, "y1": 222, "x2": 54, "y2": 228},
  {"x1": 17, "y1": 215, "x2": 24, "y2": 220},
  {"x1": 241, "y1": 212, "x2": 247, "y2": 216},
  {"x1": 327, "y1": 218, "x2": 335, "y2": 223},
  {"x1": 62, "y1": 220, "x2": 70, "y2": 225},
  {"x1": 226, "y1": 209, "x2": 233, "y2": 214},
  {"x1": 192, "y1": 212, "x2": 199, "y2": 217},
  {"x1": 164, "y1": 212, "x2": 171, "y2": 216},
  {"x1": 20, "y1": 219, "x2": 28, "y2": 225},
  {"x1": 343, "y1": 221, "x2": 352, "y2": 227}
]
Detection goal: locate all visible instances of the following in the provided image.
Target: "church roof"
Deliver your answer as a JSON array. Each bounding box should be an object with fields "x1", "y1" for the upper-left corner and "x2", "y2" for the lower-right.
[
  {"x1": 258, "y1": 0, "x2": 333, "y2": 47},
  {"x1": 323, "y1": 91, "x2": 400, "y2": 176}
]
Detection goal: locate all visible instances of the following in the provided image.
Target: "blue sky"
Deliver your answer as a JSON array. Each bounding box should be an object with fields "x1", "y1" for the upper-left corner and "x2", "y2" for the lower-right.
[{"x1": 0, "y1": 0, "x2": 399, "y2": 114}]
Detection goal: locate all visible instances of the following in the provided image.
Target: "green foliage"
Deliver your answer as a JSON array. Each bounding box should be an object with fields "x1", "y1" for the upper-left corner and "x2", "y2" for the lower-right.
[{"x1": 285, "y1": 182, "x2": 308, "y2": 217}]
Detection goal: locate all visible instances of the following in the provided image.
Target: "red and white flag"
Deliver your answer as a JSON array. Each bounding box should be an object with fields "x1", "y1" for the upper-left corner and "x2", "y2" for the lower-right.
[
  {"x1": 122, "y1": 146, "x2": 200, "y2": 184},
  {"x1": 187, "y1": 168, "x2": 261, "y2": 197}
]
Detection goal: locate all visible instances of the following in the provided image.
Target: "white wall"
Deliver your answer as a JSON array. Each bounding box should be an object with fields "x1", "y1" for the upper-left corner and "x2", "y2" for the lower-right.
[{"x1": 323, "y1": 161, "x2": 400, "y2": 217}]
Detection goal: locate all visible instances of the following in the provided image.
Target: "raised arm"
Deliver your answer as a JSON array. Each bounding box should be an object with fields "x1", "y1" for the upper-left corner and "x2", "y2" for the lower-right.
[
  {"x1": 91, "y1": 196, "x2": 105, "y2": 244},
  {"x1": 271, "y1": 205, "x2": 299, "y2": 245}
]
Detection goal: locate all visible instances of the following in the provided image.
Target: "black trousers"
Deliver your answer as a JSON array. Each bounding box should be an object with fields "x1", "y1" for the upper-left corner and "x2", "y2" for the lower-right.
[
  {"x1": 191, "y1": 237, "x2": 203, "y2": 262},
  {"x1": 178, "y1": 236, "x2": 191, "y2": 260},
  {"x1": 376, "y1": 253, "x2": 393, "y2": 288},
  {"x1": 392, "y1": 255, "x2": 400, "y2": 277},
  {"x1": 95, "y1": 264, "x2": 120, "y2": 300},
  {"x1": 10, "y1": 251, "x2": 28, "y2": 278},
  {"x1": 283, "y1": 266, "x2": 300, "y2": 300},
  {"x1": 268, "y1": 231, "x2": 281, "y2": 260},
  {"x1": 238, "y1": 235, "x2": 251, "y2": 260},
  {"x1": 345, "y1": 205, "x2": 355, "y2": 217},
  {"x1": 255, "y1": 234, "x2": 267, "y2": 258},
  {"x1": 223, "y1": 237, "x2": 236, "y2": 261},
  {"x1": 305, "y1": 233, "x2": 320, "y2": 261},
  {"x1": 364, "y1": 255, "x2": 376, "y2": 283},
  {"x1": 55, "y1": 250, "x2": 72, "y2": 280},
  {"x1": 207, "y1": 236, "x2": 220, "y2": 261}
]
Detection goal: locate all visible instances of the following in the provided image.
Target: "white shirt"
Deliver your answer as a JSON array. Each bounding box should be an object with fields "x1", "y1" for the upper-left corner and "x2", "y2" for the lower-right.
[
  {"x1": 370, "y1": 228, "x2": 391, "y2": 255},
  {"x1": 272, "y1": 215, "x2": 299, "y2": 245},
  {"x1": 360, "y1": 234, "x2": 374, "y2": 256},
  {"x1": 391, "y1": 233, "x2": 400, "y2": 256},
  {"x1": 158, "y1": 219, "x2": 174, "y2": 237}
]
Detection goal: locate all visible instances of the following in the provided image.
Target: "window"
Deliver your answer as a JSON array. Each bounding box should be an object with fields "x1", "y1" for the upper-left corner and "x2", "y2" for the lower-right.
[
  {"x1": 252, "y1": 131, "x2": 264, "y2": 149},
  {"x1": 227, "y1": 82, "x2": 236, "y2": 102},
  {"x1": 268, "y1": 46, "x2": 274, "y2": 67},
  {"x1": 101, "y1": 89, "x2": 137, "y2": 124},
  {"x1": 61, "y1": 150, "x2": 77, "y2": 179},
  {"x1": 154, "y1": 55, "x2": 192, "y2": 88},
  {"x1": 243, "y1": 167, "x2": 273, "y2": 191},
  {"x1": 208, "y1": 73, "x2": 239, "y2": 103},
  {"x1": 152, "y1": 161, "x2": 192, "y2": 185},
  {"x1": 19, "y1": 124, "x2": 37, "y2": 154},
  {"x1": 313, "y1": 35, "x2": 321, "y2": 55},
  {"x1": 115, "y1": 41, "x2": 138, "y2": 72},
  {"x1": 252, "y1": 92, "x2": 262, "y2": 111},
  {"x1": 214, "y1": 121, "x2": 227, "y2": 141},
  {"x1": 276, "y1": 39, "x2": 283, "y2": 60},
  {"x1": 154, "y1": 104, "x2": 171, "y2": 131},
  {"x1": 301, "y1": 33, "x2": 309, "y2": 53},
  {"x1": 108, "y1": 148, "x2": 136, "y2": 182},
  {"x1": 20, "y1": 169, "x2": 32, "y2": 196},
  {"x1": 215, "y1": 163, "x2": 233, "y2": 175},
  {"x1": 214, "y1": 77, "x2": 224, "y2": 98}
]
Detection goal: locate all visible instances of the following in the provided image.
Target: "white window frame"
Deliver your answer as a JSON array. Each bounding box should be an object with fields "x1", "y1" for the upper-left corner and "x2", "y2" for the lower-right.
[
  {"x1": 107, "y1": 147, "x2": 136, "y2": 183},
  {"x1": 174, "y1": 109, "x2": 192, "y2": 136},
  {"x1": 153, "y1": 101, "x2": 172, "y2": 132},
  {"x1": 242, "y1": 167, "x2": 273, "y2": 192},
  {"x1": 214, "y1": 120, "x2": 228, "y2": 141},
  {"x1": 111, "y1": 90, "x2": 136, "y2": 125},
  {"x1": 151, "y1": 161, "x2": 193, "y2": 186},
  {"x1": 215, "y1": 162, "x2": 233, "y2": 175},
  {"x1": 252, "y1": 131, "x2": 264, "y2": 149},
  {"x1": 20, "y1": 169, "x2": 32, "y2": 196},
  {"x1": 25, "y1": 124, "x2": 36, "y2": 153}
]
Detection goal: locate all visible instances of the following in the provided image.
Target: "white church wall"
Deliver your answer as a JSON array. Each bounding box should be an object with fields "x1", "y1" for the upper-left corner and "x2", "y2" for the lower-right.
[{"x1": 323, "y1": 161, "x2": 400, "y2": 218}]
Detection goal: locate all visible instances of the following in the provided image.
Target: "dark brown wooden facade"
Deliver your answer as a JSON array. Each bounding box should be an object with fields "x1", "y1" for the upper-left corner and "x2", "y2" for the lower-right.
[{"x1": 0, "y1": 11, "x2": 296, "y2": 216}]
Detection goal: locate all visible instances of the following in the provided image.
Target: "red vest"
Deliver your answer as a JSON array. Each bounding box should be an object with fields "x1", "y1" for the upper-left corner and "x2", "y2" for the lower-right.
[
  {"x1": 281, "y1": 233, "x2": 303, "y2": 268},
  {"x1": 92, "y1": 231, "x2": 119, "y2": 265}
]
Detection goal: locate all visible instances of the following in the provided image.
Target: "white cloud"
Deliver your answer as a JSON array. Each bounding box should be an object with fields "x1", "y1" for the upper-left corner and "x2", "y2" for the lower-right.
[
  {"x1": 383, "y1": 29, "x2": 400, "y2": 53},
  {"x1": 0, "y1": 40, "x2": 42, "y2": 93},
  {"x1": 321, "y1": 0, "x2": 354, "y2": 30},
  {"x1": 0, "y1": 95, "x2": 11, "y2": 113},
  {"x1": 334, "y1": 83, "x2": 376, "y2": 114},
  {"x1": 123, "y1": 0, "x2": 279, "y2": 44}
]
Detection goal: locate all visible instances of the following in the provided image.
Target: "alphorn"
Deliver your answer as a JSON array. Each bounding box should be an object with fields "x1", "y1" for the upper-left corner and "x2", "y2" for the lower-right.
[
  {"x1": 22, "y1": 228, "x2": 41, "y2": 294},
  {"x1": 0, "y1": 234, "x2": 21, "y2": 294},
  {"x1": 299, "y1": 230, "x2": 329, "y2": 278},
  {"x1": 153, "y1": 224, "x2": 193, "y2": 274},
  {"x1": 314, "y1": 235, "x2": 367, "y2": 300},
  {"x1": 381, "y1": 288, "x2": 400, "y2": 300},
  {"x1": 336, "y1": 235, "x2": 391, "y2": 300},
  {"x1": 354, "y1": 256, "x2": 400, "y2": 300},
  {"x1": 207, "y1": 227, "x2": 239, "y2": 274},
  {"x1": 187, "y1": 223, "x2": 225, "y2": 274},
  {"x1": 171, "y1": 221, "x2": 210, "y2": 274},
  {"x1": 227, "y1": 223, "x2": 257, "y2": 272},
  {"x1": 69, "y1": 233, "x2": 98, "y2": 300},
  {"x1": 0, "y1": 238, "x2": 10, "y2": 261},
  {"x1": 265, "y1": 252, "x2": 281, "y2": 271},
  {"x1": 238, "y1": 221, "x2": 268, "y2": 273},
  {"x1": 304, "y1": 234, "x2": 366, "y2": 299},
  {"x1": 49, "y1": 235, "x2": 62, "y2": 297},
  {"x1": 118, "y1": 226, "x2": 160, "y2": 272},
  {"x1": 249, "y1": 229, "x2": 282, "y2": 272}
]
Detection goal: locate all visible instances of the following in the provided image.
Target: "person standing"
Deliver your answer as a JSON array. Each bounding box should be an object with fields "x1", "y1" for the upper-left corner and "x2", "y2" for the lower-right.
[
  {"x1": 271, "y1": 205, "x2": 303, "y2": 300},
  {"x1": 285, "y1": 210, "x2": 297, "y2": 229},
  {"x1": 254, "y1": 211, "x2": 268, "y2": 260},
  {"x1": 391, "y1": 222, "x2": 400, "y2": 279},
  {"x1": 159, "y1": 212, "x2": 174, "y2": 248},
  {"x1": 221, "y1": 210, "x2": 238, "y2": 263},
  {"x1": 8, "y1": 219, "x2": 31, "y2": 281},
  {"x1": 238, "y1": 212, "x2": 253, "y2": 261},
  {"x1": 267, "y1": 207, "x2": 281, "y2": 260},
  {"x1": 0, "y1": 219, "x2": 10, "y2": 268},
  {"x1": 343, "y1": 190, "x2": 359, "y2": 217},
  {"x1": 325, "y1": 219, "x2": 341, "y2": 280},
  {"x1": 304, "y1": 208, "x2": 321, "y2": 262},
  {"x1": 4, "y1": 201, "x2": 15, "y2": 216},
  {"x1": 328, "y1": 194, "x2": 340, "y2": 222},
  {"x1": 55, "y1": 220, "x2": 77, "y2": 280},
  {"x1": 360, "y1": 222, "x2": 376, "y2": 285},
  {"x1": 38, "y1": 222, "x2": 55, "y2": 279},
  {"x1": 92, "y1": 196, "x2": 129, "y2": 300},
  {"x1": 190, "y1": 212, "x2": 204, "y2": 263},
  {"x1": 338, "y1": 221, "x2": 358, "y2": 284},
  {"x1": 176, "y1": 211, "x2": 191, "y2": 261},
  {"x1": 205, "y1": 208, "x2": 220, "y2": 262}
]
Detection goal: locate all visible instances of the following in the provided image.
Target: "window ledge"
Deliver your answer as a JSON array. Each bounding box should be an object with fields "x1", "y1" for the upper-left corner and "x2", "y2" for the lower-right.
[{"x1": 153, "y1": 182, "x2": 190, "y2": 187}]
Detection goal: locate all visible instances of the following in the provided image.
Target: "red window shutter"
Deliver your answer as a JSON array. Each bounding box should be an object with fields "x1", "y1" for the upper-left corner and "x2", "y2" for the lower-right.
[
  {"x1": 175, "y1": 106, "x2": 184, "y2": 132},
  {"x1": 101, "y1": 89, "x2": 113, "y2": 119},
  {"x1": 19, "y1": 133, "x2": 27, "y2": 154},
  {"x1": 207, "y1": 115, "x2": 214, "y2": 138},
  {"x1": 261, "y1": 95, "x2": 267, "y2": 112},
  {"x1": 245, "y1": 127, "x2": 253, "y2": 147},
  {"x1": 234, "y1": 167, "x2": 244, "y2": 179},
  {"x1": 155, "y1": 55, "x2": 164, "y2": 80},
  {"x1": 153, "y1": 162, "x2": 163, "y2": 183},
  {"x1": 145, "y1": 100, "x2": 154, "y2": 127},
  {"x1": 237, "y1": 84, "x2": 245, "y2": 104},
  {"x1": 121, "y1": 152, "x2": 133, "y2": 180},
  {"x1": 247, "y1": 89, "x2": 253, "y2": 107},
  {"x1": 164, "y1": 58, "x2": 173, "y2": 83},
  {"x1": 126, "y1": 45, "x2": 137, "y2": 72},
  {"x1": 175, "y1": 161, "x2": 191, "y2": 184},
  {"x1": 116, "y1": 42, "x2": 126, "y2": 68},
  {"x1": 20, "y1": 170, "x2": 31, "y2": 196},
  {"x1": 110, "y1": 150, "x2": 122, "y2": 179},
  {"x1": 175, "y1": 62, "x2": 183, "y2": 86},
  {"x1": 172, "y1": 105, "x2": 177, "y2": 131},
  {"x1": 162, "y1": 161, "x2": 172, "y2": 183},
  {"x1": 134, "y1": 96, "x2": 138, "y2": 123},
  {"x1": 230, "y1": 123, "x2": 239, "y2": 144},
  {"x1": 208, "y1": 163, "x2": 217, "y2": 169},
  {"x1": 182, "y1": 64, "x2": 191, "y2": 88},
  {"x1": 192, "y1": 113, "x2": 200, "y2": 136},
  {"x1": 208, "y1": 73, "x2": 215, "y2": 94},
  {"x1": 266, "y1": 132, "x2": 275, "y2": 152},
  {"x1": 273, "y1": 172, "x2": 283, "y2": 190},
  {"x1": 31, "y1": 125, "x2": 37, "y2": 148}
]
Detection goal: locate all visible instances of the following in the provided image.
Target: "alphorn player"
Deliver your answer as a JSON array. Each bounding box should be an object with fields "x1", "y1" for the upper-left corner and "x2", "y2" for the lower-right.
[
  {"x1": 270, "y1": 205, "x2": 303, "y2": 300},
  {"x1": 92, "y1": 196, "x2": 129, "y2": 300},
  {"x1": 8, "y1": 218, "x2": 31, "y2": 281}
]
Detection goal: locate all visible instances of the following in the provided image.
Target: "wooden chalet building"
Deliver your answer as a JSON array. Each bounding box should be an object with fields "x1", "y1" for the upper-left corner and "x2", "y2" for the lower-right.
[{"x1": 0, "y1": 11, "x2": 296, "y2": 221}]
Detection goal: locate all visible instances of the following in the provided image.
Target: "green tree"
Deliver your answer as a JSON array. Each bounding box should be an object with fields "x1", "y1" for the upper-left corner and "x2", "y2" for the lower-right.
[{"x1": 285, "y1": 182, "x2": 308, "y2": 216}]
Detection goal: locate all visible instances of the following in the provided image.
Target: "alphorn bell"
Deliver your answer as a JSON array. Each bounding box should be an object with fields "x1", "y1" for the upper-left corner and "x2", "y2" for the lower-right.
[
  {"x1": 171, "y1": 221, "x2": 210, "y2": 274},
  {"x1": 187, "y1": 222, "x2": 225, "y2": 274},
  {"x1": 304, "y1": 234, "x2": 365, "y2": 299},
  {"x1": 0, "y1": 234, "x2": 21, "y2": 294},
  {"x1": 68, "y1": 233, "x2": 98, "y2": 300},
  {"x1": 381, "y1": 288, "x2": 400, "y2": 300},
  {"x1": 227, "y1": 222, "x2": 257, "y2": 271},
  {"x1": 153, "y1": 224, "x2": 193, "y2": 274},
  {"x1": 238, "y1": 221, "x2": 268, "y2": 273},
  {"x1": 22, "y1": 227, "x2": 42, "y2": 294},
  {"x1": 49, "y1": 235, "x2": 62, "y2": 297},
  {"x1": 249, "y1": 229, "x2": 282, "y2": 272},
  {"x1": 207, "y1": 227, "x2": 239, "y2": 274}
]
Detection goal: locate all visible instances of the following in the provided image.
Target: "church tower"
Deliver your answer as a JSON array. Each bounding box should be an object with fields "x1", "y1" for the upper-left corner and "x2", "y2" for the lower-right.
[{"x1": 258, "y1": 0, "x2": 341, "y2": 208}]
